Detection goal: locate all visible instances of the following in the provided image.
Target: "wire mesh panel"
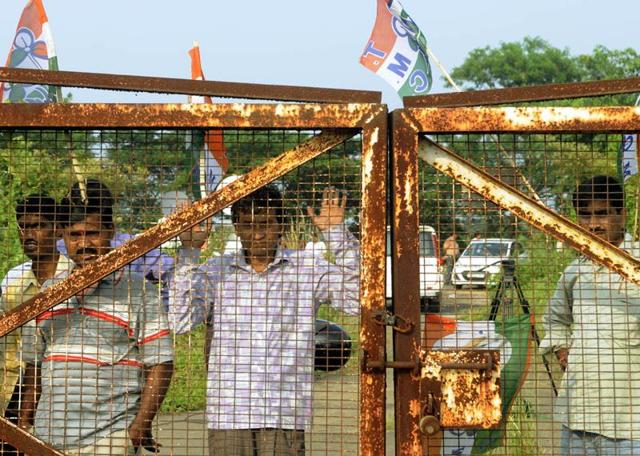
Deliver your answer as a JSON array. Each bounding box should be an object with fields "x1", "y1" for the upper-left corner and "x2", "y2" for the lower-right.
[
  {"x1": 392, "y1": 107, "x2": 640, "y2": 456},
  {"x1": 0, "y1": 102, "x2": 387, "y2": 456}
]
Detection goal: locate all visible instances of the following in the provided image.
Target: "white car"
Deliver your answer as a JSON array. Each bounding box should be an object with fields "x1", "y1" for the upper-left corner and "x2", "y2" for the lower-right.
[
  {"x1": 386, "y1": 226, "x2": 444, "y2": 312},
  {"x1": 451, "y1": 238, "x2": 524, "y2": 288}
]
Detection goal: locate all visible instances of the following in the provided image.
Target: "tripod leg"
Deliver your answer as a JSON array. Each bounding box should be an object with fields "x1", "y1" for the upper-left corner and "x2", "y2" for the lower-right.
[{"x1": 488, "y1": 280, "x2": 504, "y2": 321}]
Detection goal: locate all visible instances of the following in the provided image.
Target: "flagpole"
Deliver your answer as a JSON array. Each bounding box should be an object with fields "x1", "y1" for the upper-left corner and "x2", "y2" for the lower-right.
[
  {"x1": 425, "y1": 46, "x2": 543, "y2": 203},
  {"x1": 426, "y1": 47, "x2": 461, "y2": 91}
]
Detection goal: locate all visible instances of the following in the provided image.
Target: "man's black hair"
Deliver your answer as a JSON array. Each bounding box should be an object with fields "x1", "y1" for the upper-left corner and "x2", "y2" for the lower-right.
[
  {"x1": 15, "y1": 194, "x2": 61, "y2": 224},
  {"x1": 572, "y1": 175, "x2": 625, "y2": 213},
  {"x1": 231, "y1": 185, "x2": 285, "y2": 225},
  {"x1": 61, "y1": 179, "x2": 114, "y2": 226}
]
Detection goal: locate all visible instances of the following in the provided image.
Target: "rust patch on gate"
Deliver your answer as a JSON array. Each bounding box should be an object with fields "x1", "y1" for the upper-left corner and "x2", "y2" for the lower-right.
[
  {"x1": 403, "y1": 106, "x2": 640, "y2": 133},
  {"x1": 421, "y1": 350, "x2": 501, "y2": 429}
]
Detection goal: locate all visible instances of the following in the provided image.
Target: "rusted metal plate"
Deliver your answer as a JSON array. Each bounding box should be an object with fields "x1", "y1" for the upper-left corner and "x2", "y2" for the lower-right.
[
  {"x1": 404, "y1": 77, "x2": 640, "y2": 108},
  {"x1": 359, "y1": 109, "x2": 388, "y2": 456},
  {"x1": 419, "y1": 137, "x2": 640, "y2": 286},
  {"x1": 0, "y1": 67, "x2": 381, "y2": 103},
  {"x1": 0, "y1": 417, "x2": 63, "y2": 456},
  {"x1": 0, "y1": 130, "x2": 355, "y2": 337},
  {"x1": 391, "y1": 110, "x2": 424, "y2": 456},
  {"x1": 420, "y1": 350, "x2": 501, "y2": 429},
  {"x1": 0, "y1": 103, "x2": 382, "y2": 129},
  {"x1": 402, "y1": 106, "x2": 640, "y2": 133}
]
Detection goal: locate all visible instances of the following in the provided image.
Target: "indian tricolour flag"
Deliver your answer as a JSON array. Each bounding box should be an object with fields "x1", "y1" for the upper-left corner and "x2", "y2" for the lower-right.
[
  {"x1": 424, "y1": 314, "x2": 533, "y2": 455},
  {"x1": 360, "y1": 0, "x2": 432, "y2": 98},
  {"x1": 1, "y1": 0, "x2": 62, "y2": 103},
  {"x1": 188, "y1": 42, "x2": 228, "y2": 199}
]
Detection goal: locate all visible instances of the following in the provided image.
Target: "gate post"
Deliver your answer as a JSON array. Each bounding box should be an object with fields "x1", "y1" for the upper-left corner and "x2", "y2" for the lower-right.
[{"x1": 390, "y1": 110, "x2": 423, "y2": 455}]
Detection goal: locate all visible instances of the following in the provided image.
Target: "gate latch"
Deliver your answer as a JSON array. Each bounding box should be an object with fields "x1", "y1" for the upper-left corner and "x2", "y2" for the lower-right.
[{"x1": 361, "y1": 347, "x2": 420, "y2": 375}]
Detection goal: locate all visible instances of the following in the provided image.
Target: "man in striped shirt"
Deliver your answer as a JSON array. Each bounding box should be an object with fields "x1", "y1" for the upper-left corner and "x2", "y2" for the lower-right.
[
  {"x1": 169, "y1": 185, "x2": 360, "y2": 456},
  {"x1": 20, "y1": 181, "x2": 174, "y2": 455},
  {"x1": 56, "y1": 179, "x2": 175, "y2": 310}
]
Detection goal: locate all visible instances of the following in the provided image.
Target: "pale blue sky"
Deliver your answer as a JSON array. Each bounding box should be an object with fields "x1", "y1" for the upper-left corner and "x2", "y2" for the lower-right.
[{"x1": 0, "y1": 0, "x2": 638, "y2": 108}]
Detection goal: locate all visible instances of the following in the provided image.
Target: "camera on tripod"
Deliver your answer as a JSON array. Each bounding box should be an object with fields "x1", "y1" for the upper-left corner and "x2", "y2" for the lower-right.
[
  {"x1": 499, "y1": 259, "x2": 516, "y2": 279},
  {"x1": 489, "y1": 258, "x2": 528, "y2": 321}
]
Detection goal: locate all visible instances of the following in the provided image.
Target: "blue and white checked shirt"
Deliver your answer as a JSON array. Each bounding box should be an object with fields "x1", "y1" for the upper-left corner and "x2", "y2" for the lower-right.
[{"x1": 168, "y1": 224, "x2": 359, "y2": 431}]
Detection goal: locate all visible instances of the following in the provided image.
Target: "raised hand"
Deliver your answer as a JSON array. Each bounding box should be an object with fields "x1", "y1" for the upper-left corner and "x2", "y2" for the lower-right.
[
  {"x1": 176, "y1": 202, "x2": 210, "y2": 249},
  {"x1": 307, "y1": 188, "x2": 347, "y2": 231}
]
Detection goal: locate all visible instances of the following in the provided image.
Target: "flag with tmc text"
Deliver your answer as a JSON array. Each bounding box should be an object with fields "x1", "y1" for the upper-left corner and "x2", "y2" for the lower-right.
[
  {"x1": 424, "y1": 314, "x2": 533, "y2": 455},
  {"x1": 619, "y1": 133, "x2": 639, "y2": 182},
  {"x1": 360, "y1": 0, "x2": 432, "y2": 98},
  {"x1": 1, "y1": 0, "x2": 62, "y2": 103},
  {"x1": 187, "y1": 42, "x2": 229, "y2": 199}
]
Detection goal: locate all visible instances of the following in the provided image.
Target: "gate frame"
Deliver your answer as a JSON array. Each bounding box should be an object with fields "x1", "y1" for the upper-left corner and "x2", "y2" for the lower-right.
[
  {"x1": 0, "y1": 102, "x2": 387, "y2": 455},
  {"x1": 390, "y1": 105, "x2": 640, "y2": 456}
]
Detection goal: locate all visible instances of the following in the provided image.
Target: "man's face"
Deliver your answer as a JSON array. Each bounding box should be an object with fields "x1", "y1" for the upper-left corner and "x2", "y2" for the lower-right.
[
  {"x1": 62, "y1": 214, "x2": 113, "y2": 267},
  {"x1": 576, "y1": 199, "x2": 626, "y2": 245},
  {"x1": 17, "y1": 214, "x2": 59, "y2": 261},
  {"x1": 234, "y1": 207, "x2": 283, "y2": 260}
]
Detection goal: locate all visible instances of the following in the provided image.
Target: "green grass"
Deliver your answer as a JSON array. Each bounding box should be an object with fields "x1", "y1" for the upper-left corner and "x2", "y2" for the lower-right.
[{"x1": 161, "y1": 325, "x2": 207, "y2": 412}]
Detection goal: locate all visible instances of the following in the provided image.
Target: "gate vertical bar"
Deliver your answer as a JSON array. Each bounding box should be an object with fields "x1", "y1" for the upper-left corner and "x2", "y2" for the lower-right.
[
  {"x1": 391, "y1": 110, "x2": 423, "y2": 455},
  {"x1": 360, "y1": 107, "x2": 389, "y2": 455}
]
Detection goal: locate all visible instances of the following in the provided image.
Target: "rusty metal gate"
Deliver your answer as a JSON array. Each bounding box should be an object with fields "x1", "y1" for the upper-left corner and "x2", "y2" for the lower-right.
[
  {"x1": 390, "y1": 105, "x2": 640, "y2": 455},
  {"x1": 0, "y1": 69, "x2": 389, "y2": 455},
  {"x1": 2, "y1": 67, "x2": 640, "y2": 456}
]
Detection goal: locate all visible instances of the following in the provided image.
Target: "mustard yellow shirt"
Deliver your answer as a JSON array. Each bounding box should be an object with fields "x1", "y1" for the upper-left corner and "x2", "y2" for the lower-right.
[{"x1": 0, "y1": 255, "x2": 71, "y2": 412}]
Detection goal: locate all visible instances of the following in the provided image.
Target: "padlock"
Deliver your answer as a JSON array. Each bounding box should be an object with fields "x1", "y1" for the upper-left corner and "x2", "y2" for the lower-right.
[{"x1": 419, "y1": 415, "x2": 440, "y2": 436}]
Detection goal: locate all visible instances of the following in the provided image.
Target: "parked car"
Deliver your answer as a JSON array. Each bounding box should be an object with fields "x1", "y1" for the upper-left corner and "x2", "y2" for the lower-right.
[
  {"x1": 451, "y1": 238, "x2": 524, "y2": 288},
  {"x1": 386, "y1": 226, "x2": 444, "y2": 312}
]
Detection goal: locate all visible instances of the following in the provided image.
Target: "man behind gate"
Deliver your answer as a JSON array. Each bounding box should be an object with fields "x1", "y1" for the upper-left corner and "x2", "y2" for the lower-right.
[
  {"x1": 19, "y1": 180, "x2": 174, "y2": 455},
  {"x1": 169, "y1": 185, "x2": 360, "y2": 456},
  {"x1": 541, "y1": 175, "x2": 640, "y2": 455}
]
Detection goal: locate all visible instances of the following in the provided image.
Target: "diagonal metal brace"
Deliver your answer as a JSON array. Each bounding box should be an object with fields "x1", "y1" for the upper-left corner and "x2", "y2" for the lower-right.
[
  {"x1": 419, "y1": 137, "x2": 640, "y2": 286},
  {"x1": 0, "y1": 130, "x2": 354, "y2": 337}
]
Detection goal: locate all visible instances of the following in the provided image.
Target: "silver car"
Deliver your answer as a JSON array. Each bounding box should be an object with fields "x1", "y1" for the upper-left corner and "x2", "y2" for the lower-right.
[{"x1": 451, "y1": 239, "x2": 524, "y2": 288}]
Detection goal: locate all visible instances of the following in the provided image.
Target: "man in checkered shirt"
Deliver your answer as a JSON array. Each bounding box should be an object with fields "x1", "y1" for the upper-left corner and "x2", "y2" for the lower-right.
[{"x1": 169, "y1": 185, "x2": 360, "y2": 455}]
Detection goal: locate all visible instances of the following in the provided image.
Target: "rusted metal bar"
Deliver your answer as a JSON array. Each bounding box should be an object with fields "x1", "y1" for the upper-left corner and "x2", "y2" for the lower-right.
[
  {"x1": 0, "y1": 103, "x2": 380, "y2": 130},
  {"x1": 362, "y1": 347, "x2": 420, "y2": 372},
  {"x1": 0, "y1": 417, "x2": 63, "y2": 456},
  {"x1": 419, "y1": 137, "x2": 640, "y2": 285},
  {"x1": 391, "y1": 110, "x2": 424, "y2": 456},
  {"x1": 403, "y1": 106, "x2": 640, "y2": 133},
  {"x1": 359, "y1": 107, "x2": 388, "y2": 456},
  {"x1": 404, "y1": 77, "x2": 640, "y2": 108},
  {"x1": 0, "y1": 130, "x2": 354, "y2": 337},
  {"x1": 0, "y1": 67, "x2": 381, "y2": 103}
]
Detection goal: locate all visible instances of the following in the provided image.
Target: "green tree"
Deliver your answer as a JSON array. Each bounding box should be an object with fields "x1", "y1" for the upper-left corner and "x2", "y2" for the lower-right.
[
  {"x1": 449, "y1": 36, "x2": 584, "y2": 90},
  {"x1": 428, "y1": 38, "x2": 640, "y2": 241},
  {"x1": 448, "y1": 36, "x2": 640, "y2": 106}
]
